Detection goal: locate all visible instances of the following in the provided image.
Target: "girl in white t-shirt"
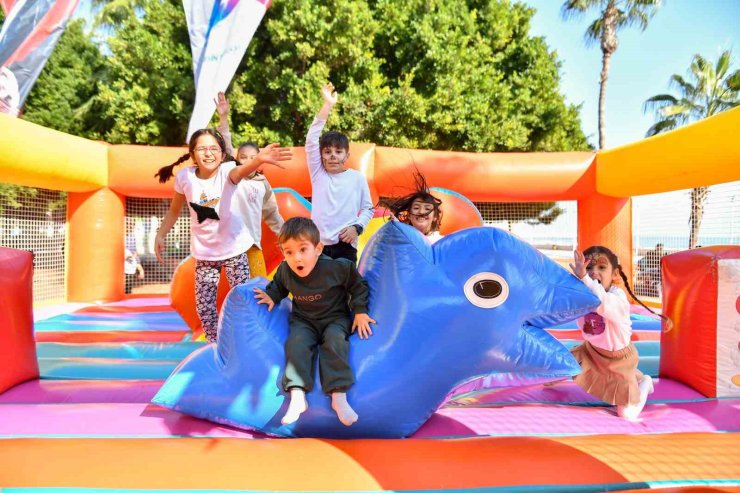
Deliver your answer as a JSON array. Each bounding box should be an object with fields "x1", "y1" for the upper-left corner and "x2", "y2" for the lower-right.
[
  {"x1": 385, "y1": 171, "x2": 444, "y2": 244},
  {"x1": 154, "y1": 128, "x2": 290, "y2": 342},
  {"x1": 569, "y1": 245, "x2": 669, "y2": 420}
]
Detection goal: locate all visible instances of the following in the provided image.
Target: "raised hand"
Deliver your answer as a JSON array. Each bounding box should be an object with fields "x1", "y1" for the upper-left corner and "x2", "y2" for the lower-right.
[
  {"x1": 569, "y1": 249, "x2": 590, "y2": 278},
  {"x1": 255, "y1": 143, "x2": 292, "y2": 168},
  {"x1": 321, "y1": 82, "x2": 338, "y2": 106},
  {"x1": 214, "y1": 91, "x2": 230, "y2": 117}
]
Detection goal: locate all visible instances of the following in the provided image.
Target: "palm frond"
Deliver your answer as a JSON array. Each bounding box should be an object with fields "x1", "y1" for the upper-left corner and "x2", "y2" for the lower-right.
[
  {"x1": 646, "y1": 49, "x2": 739, "y2": 135},
  {"x1": 584, "y1": 18, "x2": 602, "y2": 45},
  {"x1": 646, "y1": 118, "x2": 677, "y2": 137},
  {"x1": 642, "y1": 94, "x2": 677, "y2": 114},
  {"x1": 668, "y1": 74, "x2": 698, "y2": 97},
  {"x1": 724, "y1": 69, "x2": 740, "y2": 91},
  {"x1": 560, "y1": 0, "x2": 600, "y2": 20},
  {"x1": 620, "y1": 8, "x2": 649, "y2": 30},
  {"x1": 715, "y1": 50, "x2": 731, "y2": 78},
  {"x1": 658, "y1": 104, "x2": 690, "y2": 118}
]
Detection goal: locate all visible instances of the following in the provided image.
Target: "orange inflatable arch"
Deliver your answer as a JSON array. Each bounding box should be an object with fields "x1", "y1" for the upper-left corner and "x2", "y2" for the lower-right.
[{"x1": 0, "y1": 107, "x2": 738, "y2": 303}]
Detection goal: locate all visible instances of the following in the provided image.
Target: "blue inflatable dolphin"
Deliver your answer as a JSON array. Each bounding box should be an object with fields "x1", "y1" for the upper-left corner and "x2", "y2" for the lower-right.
[{"x1": 153, "y1": 222, "x2": 599, "y2": 438}]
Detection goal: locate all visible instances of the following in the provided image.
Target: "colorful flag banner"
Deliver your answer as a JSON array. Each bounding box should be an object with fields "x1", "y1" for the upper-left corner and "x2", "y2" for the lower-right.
[
  {"x1": 1, "y1": 1, "x2": 17, "y2": 15},
  {"x1": 0, "y1": 0, "x2": 79, "y2": 116},
  {"x1": 183, "y1": 0, "x2": 271, "y2": 140}
]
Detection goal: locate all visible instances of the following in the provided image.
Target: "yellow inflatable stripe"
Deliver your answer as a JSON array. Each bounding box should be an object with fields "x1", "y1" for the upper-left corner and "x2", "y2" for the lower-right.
[
  {"x1": 0, "y1": 114, "x2": 107, "y2": 191},
  {"x1": 597, "y1": 107, "x2": 740, "y2": 197}
]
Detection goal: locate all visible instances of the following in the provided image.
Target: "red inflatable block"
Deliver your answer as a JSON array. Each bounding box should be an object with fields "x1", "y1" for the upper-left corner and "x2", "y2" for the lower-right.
[
  {"x1": 660, "y1": 246, "x2": 740, "y2": 398},
  {"x1": 0, "y1": 247, "x2": 39, "y2": 393}
]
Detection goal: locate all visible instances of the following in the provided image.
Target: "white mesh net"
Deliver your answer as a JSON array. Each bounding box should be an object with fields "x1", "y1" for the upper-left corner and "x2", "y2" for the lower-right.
[
  {"x1": 125, "y1": 197, "x2": 191, "y2": 294},
  {"x1": 632, "y1": 180, "x2": 740, "y2": 300},
  {"x1": 474, "y1": 201, "x2": 577, "y2": 267},
  {"x1": 0, "y1": 184, "x2": 66, "y2": 304}
]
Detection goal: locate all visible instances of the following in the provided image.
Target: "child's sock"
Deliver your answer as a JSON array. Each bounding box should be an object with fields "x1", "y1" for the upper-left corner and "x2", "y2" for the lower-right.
[
  {"x1": 618, "y1": 376, "x2": 654, "y2": 421},
  {"x1": 639, "y1": 375, "x2": 655, "y2": 397},
  {"x1": 281, "y1": 388, "x2": 307, "y2": 425},
  {"x1": 331, "y1": 392, "x2": 358, "y2": 426}
]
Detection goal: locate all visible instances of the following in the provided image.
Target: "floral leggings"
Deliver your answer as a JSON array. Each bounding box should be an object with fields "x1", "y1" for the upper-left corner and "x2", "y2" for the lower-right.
[{"x1": 195, "y1": 252, "x2": 250, "y2": 342}]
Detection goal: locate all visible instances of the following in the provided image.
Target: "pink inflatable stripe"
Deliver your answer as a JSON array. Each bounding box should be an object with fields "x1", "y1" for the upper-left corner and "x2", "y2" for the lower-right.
[
  {"x1": 0, "y1": 379, "x2": 163, "y2": 404},
  {"x1": 0, "y1": 398, "x2": 737, "y2": 438}
]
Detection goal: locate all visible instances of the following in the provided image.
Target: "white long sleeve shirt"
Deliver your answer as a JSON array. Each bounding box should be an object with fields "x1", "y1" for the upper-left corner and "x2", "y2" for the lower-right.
[
  {"x1": 577, "y1": 275, "x2": 633, "y2": 351},
  {"x1": 305, "y1": 117, "x2": 374, "y2": 247}
]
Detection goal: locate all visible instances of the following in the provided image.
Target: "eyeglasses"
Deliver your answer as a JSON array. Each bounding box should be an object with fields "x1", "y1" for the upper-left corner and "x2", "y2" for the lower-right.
[{"x1": 195, "y1": 146, "x2": 222, "y2": 154}]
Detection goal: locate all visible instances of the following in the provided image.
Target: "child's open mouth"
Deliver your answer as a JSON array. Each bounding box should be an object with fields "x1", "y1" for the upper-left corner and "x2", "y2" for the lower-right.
[{"x1": 297, "y1": 266, "x2": 304, "y2": 271}]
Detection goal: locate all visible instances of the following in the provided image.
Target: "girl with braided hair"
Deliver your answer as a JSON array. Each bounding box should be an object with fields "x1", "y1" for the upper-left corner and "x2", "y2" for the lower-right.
[
  {"x1": 569, "y1": 245, "x2": 671, "y2": 420},
  {"x1": 153, "y1": 128, "x2": 291, "y2": 342}
]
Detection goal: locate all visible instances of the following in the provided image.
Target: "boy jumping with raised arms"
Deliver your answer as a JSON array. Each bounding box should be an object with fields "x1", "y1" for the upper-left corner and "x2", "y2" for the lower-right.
[{"x1": 306, "y1": 83, "x2": 374, "y2": 264}]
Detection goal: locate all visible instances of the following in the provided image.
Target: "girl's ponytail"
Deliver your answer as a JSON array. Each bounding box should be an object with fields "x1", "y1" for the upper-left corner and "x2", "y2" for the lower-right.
[
  {"x1": 155, "y1": 153, "x2": 190, "y2": 183},
  {"x1": 584, "y1": 245, "x2": 674, "y2": 332},
  {"x1": 618, "y1": 269, "x2": 674, "y2": 332}
]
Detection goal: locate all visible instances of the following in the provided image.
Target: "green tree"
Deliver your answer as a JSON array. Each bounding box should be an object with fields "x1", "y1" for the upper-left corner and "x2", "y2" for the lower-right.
[
  {"x1": 229, "y1": 0, "x2": 589, "y2": 152},
  {"x1": 13, "y1": 0, "x2": 591, "y2": 227},
  {"x1": 91, "y1": 0, "x2": 146, "y2": 28},
  {"x1": 643, "y1": 50, "x2": 739, "y2": 249},
  {"x1": 23, "y1": 19, "x2": 106, "y2": 138},
  {"x1": 562, "y1": 0, "x2": 660, "y2": 149},
  {"x1": 91, "y1": 0, "x2": 194, "y2": 144}
]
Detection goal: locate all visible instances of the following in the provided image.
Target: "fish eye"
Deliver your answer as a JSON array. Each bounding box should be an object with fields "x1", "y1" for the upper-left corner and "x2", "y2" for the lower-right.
[{"x1": 464, "y1": 272, "x2": 509, "y2": 308}]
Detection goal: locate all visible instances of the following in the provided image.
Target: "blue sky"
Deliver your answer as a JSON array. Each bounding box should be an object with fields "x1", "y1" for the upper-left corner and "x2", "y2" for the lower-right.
[{"x1": 520, "y1": 0, "x2": 739, "y2": 149}]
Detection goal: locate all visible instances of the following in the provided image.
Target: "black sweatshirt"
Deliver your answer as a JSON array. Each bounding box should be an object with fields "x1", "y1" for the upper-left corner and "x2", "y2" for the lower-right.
[{"x1": 264, "y1": 254, "x2": 369, "y2": 322}]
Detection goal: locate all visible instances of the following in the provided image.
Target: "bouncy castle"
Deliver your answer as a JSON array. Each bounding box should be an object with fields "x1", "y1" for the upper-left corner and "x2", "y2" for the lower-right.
[{"x1": 0, "y1": 107, "x2": 738, "y2": 491}]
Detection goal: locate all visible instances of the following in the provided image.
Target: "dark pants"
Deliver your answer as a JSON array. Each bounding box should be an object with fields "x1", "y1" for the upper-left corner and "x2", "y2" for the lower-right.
[
  {"x1": 283, "y1": 317, "x2": 354, "y2": 394},
  {"x1": 323, "y1": 241, "x2": 357, "y2": 264}
]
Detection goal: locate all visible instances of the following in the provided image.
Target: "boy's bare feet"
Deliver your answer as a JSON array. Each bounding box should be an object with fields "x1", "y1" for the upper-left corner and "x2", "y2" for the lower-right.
[
  {"x1": 281, "y1": 388, "x2": 307, "y2": 425},
  {"x1": 331, "y1": 392, "x2": 358, "y2": 426}
]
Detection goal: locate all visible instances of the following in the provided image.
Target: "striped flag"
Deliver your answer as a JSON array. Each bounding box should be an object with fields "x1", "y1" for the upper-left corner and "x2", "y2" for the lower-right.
[
  {"x1": 184, "y1": 0, "x2": 271, "y2": 140},
  {"x1": 0, "y1": 0, "x2": 80, "y2": 116}
]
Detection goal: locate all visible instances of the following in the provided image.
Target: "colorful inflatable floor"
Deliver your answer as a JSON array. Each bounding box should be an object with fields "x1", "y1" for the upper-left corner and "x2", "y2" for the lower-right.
[{"x1": 0, "y1": 296, "x2": 738, "y2": 491}]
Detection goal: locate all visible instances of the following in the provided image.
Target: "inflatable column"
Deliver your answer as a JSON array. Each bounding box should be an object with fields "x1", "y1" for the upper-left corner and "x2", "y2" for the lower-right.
[
  {"x1": 660, "y1": 246, "x2": 740, "y2": 397},
  {"x1": 0, "y1": 248, "x2": 38, "y2": 393}
]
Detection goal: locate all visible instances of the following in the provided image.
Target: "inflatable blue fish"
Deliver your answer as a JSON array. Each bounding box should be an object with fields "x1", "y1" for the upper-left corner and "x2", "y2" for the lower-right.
[{"x1": 153, "y1": 222, "x2": 599, "y2": 438}]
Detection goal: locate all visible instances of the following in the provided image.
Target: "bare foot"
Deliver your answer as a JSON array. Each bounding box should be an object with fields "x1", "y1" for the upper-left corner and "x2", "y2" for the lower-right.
[
  {"x1": 281, "y1": 388, "x2": 307, "y2": 425},
  {"x1": 331, "y1": 392, "x2": 358, "y2": 426}
]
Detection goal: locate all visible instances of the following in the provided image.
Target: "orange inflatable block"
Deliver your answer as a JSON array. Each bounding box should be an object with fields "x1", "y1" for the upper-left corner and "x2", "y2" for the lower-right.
[
  {"x1": 430, "y1": 187, "x2": 483, "y2": 234},
  {"x1": 0, "y1": 248, "x2": 39, "y2": 393}
]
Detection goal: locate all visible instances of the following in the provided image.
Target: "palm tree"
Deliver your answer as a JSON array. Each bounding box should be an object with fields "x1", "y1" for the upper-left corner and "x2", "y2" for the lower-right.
[
  {"x1": 562, "y1": 0, "x2": 661, "y2": 149},
  {"x1": 643, "y1": 50, "x2": 739, "y2": 249}
]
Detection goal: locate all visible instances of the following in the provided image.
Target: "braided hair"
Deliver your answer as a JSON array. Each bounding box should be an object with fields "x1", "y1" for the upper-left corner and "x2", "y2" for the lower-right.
[
  {"x1": 583, "y1": 245, "x2": 673, "y2": 330},
  {"x1": 154, "y1": 129, "x2": 238, "y2": 183}
]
